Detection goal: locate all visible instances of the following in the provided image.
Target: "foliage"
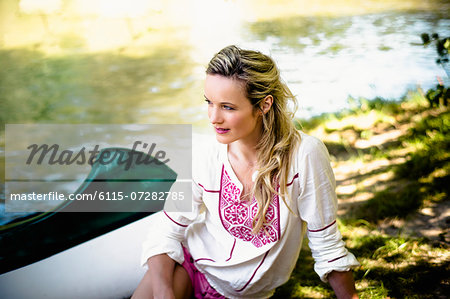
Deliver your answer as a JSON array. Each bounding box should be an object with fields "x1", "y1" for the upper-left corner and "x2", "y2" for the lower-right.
[
  {"x1": 420, "y1": 32, "x2": 450, "y2": 107},
  {"x1": 397, "y1": 111, "x2": 450, "y2": 178},
  {"x1": 425, "y1": 84, "x2": 450, "y2": 107},
  {"x1": 420, "y1": 32, "x2": 450, "y2": 67}
]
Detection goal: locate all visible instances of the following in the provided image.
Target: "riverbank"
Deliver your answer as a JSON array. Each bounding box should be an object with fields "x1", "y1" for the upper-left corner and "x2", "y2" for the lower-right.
[{"x1": 273, "y1": 89, "x2": 449, "y2": 298}]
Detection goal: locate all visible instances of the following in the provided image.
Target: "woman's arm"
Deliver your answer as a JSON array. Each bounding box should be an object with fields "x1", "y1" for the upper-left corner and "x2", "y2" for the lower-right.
[
  {"x1": 295, "y1": 137, "x2": 360, "y2": 294},
  {"x1": 328, "y1": 270, "x2": 358, "y2": 299}
]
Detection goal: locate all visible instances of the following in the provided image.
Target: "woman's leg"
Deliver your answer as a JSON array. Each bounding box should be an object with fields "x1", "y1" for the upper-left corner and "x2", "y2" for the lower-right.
[
  {"x1": 173, "y1": 264, "x2": 193, "y2": 299},
  {"x1": 132, "y1": 269, "x2": 157, "y2": 299}
]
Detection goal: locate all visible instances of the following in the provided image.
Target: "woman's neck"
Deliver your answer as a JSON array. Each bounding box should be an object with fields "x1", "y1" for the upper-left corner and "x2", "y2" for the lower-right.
[
  {"x1": 227, "y1": 140, "x2": 258, "y2": 166},
  {"x1": 227, "y1": 120, "x2": 263, "y2": 165}
]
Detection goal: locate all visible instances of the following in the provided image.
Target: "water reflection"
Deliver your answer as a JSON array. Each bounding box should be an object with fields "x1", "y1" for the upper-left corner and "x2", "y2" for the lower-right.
[{"x1": 0, "y1": 44, "x2": 204, "y2": 125}]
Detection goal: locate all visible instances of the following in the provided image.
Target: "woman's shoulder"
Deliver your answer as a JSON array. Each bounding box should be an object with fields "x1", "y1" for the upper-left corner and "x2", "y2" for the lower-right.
[
  {"x1": 192, "y1": 134, "x2": 224, "y2": 184},
  {"x1": 292, "y1": 131, "x2": 335, "y2": 188},
  {"x1": 192, "y1": 133, "x2": 222, "y2": 159},
  {"x1": 292, "y1": 130, "x2": 332, "y2": 171},
  {"x1": 296, "y1": 130, "x2": 329, "y2": 155}
]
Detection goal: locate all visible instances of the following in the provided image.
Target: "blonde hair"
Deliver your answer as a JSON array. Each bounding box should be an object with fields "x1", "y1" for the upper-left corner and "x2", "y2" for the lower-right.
[{"x1": 206, "y1": 45, "x2": 301, "y2": 233}]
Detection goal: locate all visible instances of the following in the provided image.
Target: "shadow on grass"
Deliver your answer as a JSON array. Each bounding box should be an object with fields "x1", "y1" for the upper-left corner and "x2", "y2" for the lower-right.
[
  {"x1": 324, "y1": 140, "x2": 402, "y2": 161},
  {"x1": 356, "y1": 181, "x2": 423, "y2": 221},
  {"x1": 273, "y1": 231, "x2": 449, "y2": 298},
  {"x1": 354, "y1": 261, "x2": 450, "y2": 299},
  {"x1": 272, "y1": 246, "x2": 333, "y2": 298},
  {"x1": 356, "y1": 173, "x2": 449, "y2": 222},
  {"x1": 355, "y1": 110, "x2": 450, "y2": 222},
  {"x1": 335, "y1": 163, "x2": 397, "y2": 188},
  {"x1": 350, "y1": 232, "x2": 450, "y2": 298}
]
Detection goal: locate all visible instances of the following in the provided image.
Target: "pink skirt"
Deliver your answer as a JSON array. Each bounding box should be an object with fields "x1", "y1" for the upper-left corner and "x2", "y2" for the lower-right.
[{"x1": 181, "y1": 246, "x2": 227, "y2": 298}]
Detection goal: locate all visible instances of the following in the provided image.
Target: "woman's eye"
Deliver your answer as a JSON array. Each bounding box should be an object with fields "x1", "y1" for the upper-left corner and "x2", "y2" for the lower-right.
[
  {"x1": 223, "y1": 105, "x2": 234, "y2": 110},
  {"x1": 205, "y1": 99, "x2": 211, "y2": 105}
]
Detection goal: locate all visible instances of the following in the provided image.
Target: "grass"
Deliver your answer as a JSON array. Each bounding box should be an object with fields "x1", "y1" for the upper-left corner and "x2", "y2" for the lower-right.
[
  {"x1": 274, "y1": 219, "x2": 449, "y2": 298},
  {"x1": 274, "y1": 89, "x2": 450, "y2": 298},
  {"x1": 361, "y1": 109, "x2": 449, "y2": 221}
]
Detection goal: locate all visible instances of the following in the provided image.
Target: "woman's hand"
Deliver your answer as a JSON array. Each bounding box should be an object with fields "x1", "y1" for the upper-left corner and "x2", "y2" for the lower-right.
[{"x1": 328, "y1": 270, "x2": 358, "y2": 299}]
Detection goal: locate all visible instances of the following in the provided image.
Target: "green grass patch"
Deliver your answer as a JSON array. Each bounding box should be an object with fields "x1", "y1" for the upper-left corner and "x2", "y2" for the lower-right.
[
  {"x1": 340, "y1": 220, "x2": 449, "y2": 298},
  {"x1": 358, "y1": 181, "x2": 423, "y2": 221},
  {"x1": 272, "y1": 219, "x2": 449, "y2": 298},
  {"x1": 357, "y1": 109, "x2": 449, "y2": 222},
  {"x1": 396, "y1": 110, "x2": 450, "y2": 180},
  {"x1": 272, "y1": 244, "x2": 333, "y2": 298}
]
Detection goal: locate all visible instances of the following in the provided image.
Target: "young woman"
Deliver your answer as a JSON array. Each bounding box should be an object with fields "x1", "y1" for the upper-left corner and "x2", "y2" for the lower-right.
[{"x1": 132, "y1": 45, "x2": 359, "y2": 299}]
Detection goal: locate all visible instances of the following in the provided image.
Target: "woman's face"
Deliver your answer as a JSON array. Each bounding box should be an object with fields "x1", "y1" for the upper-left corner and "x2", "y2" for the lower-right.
[{"x1": 204, "y1": 74, "x2": 262, "y2": 145}]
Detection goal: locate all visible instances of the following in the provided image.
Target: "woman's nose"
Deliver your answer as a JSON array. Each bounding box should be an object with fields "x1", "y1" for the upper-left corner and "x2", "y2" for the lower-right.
[{"x1": 208, "y1": 107, "x2": 222, "y2": 124}]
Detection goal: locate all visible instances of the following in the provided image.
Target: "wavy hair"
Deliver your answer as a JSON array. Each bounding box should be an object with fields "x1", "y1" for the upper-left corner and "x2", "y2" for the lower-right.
[{"x1": 206, "y1": 45, "x2": 301, "y2": 233}]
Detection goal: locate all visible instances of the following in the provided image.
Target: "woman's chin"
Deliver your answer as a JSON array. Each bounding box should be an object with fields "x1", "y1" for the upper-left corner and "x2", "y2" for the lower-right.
[
  {"x1": 215, "y1": 137, "x2": 229, "y2": 144},
  {"x1": 215, "y1": 134, "x2": 233, "y2": 144}
]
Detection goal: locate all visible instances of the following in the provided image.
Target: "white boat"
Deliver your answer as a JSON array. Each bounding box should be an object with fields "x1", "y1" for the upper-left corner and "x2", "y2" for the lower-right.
[
  {"x1": 0, "y1": 214, "x2": 153, "y2": 299},
  {"x1": 0, "y1": 148, "x2": 175, "y2": 298}
]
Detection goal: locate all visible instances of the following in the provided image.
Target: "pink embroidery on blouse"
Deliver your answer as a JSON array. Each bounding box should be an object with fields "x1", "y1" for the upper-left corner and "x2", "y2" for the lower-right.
[{"x1": 219, "y1": 166, "x2": 279, "y2": 248}]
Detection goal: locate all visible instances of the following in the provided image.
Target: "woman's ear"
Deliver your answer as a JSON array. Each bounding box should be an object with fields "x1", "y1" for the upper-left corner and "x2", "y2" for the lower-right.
[{"x1": 260, "y1": 95, "x2": 273, "y2": 114}]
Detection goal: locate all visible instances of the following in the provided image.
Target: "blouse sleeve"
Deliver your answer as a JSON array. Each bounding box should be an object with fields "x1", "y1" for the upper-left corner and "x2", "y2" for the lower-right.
[
  {"x1": 296, "y1": 136, "x2": 359, "y2": 282},
  {"x1": 140, "y1": 145, "x2": 205, "y2": 267},
  {"x1": 140, "y1": 181, "x2": 203, "y2": 267}
]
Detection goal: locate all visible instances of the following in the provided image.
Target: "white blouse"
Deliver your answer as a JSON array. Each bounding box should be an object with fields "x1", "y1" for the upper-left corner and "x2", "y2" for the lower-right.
[{"x1": 141, "y1": 132, "x2": 359, "y2": 299}]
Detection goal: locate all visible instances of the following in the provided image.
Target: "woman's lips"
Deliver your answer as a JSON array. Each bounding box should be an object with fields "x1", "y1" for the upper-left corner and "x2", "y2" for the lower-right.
[{"x1": 215, "y1": 127, "x2": 230, "y2": 134}]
